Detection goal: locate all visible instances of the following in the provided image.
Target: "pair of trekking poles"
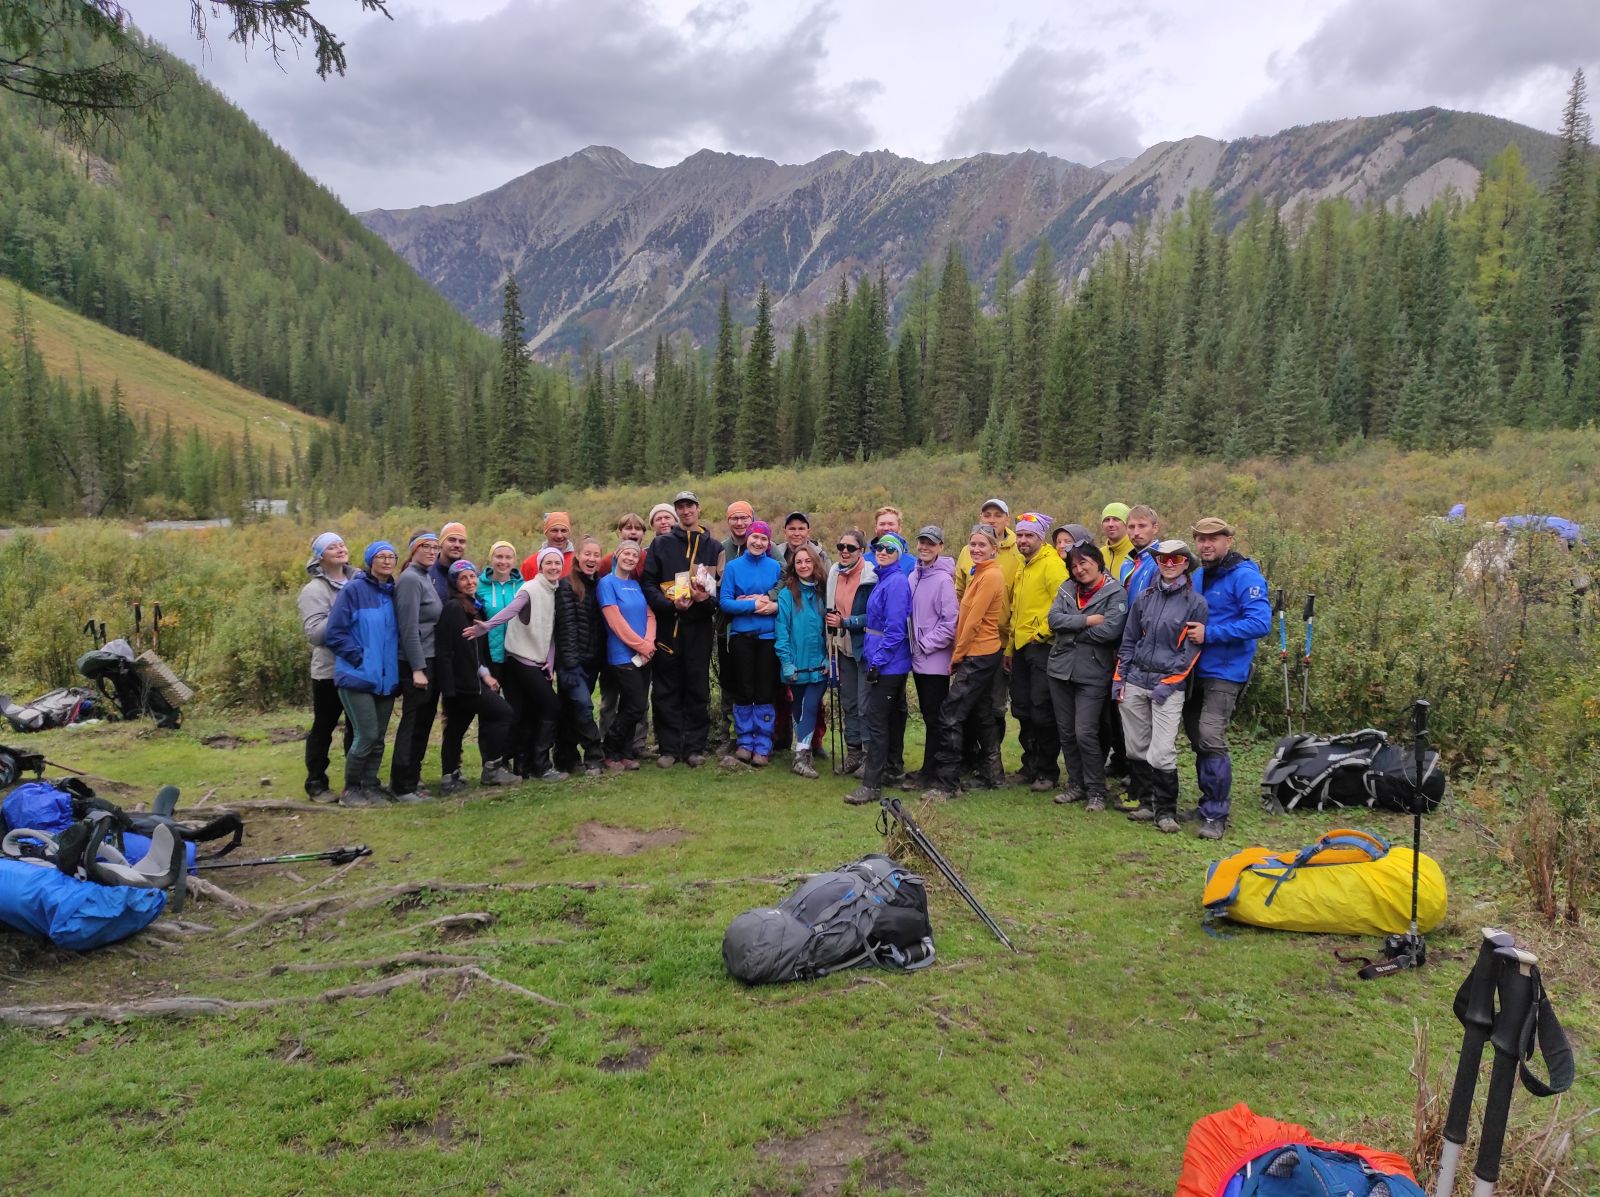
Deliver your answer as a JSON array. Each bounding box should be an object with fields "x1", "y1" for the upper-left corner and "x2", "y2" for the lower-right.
[
  {"x1": 1275, "y1": 589, "x2": 1314, "y2": 734},
  {"x1": 1432, "y1": 927, "x2": 1574, "y2": 1196},
  {"x1": 82, "y1": 603, "x2": 166, "y2": 653}
]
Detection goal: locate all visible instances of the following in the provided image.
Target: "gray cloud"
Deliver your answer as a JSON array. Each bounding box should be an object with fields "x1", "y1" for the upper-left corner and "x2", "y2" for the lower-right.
[
  {"x1": 941, "y1": 44, "x2": 1143, "y2": 166},
  {"x1": 1235, "y1": 0, "x2": 1600, "y2": 135},
  {"x1": 144, "y1": 0, "x2": 879, "y2": 209}
]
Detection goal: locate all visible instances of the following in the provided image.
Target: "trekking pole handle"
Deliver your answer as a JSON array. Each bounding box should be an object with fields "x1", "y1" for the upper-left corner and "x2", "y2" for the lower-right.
[
  {"x1": 1301, "y1": 592, "x2": 1315, "y2": 661},
  {"x1": 1413, "y1": 697, "x2": 1430, "y2": 738}
]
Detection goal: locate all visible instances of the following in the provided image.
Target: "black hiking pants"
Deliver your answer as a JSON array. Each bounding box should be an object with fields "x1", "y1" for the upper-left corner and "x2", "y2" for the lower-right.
[
  {"x1": 305, "y1": 677, "x2": 352, "y2": 795},
  {"x1": 389, "y1": 660, "x2": 439, "y2": 795},
  {"x1": 651, "y1": 617, "x2": 713, "y2": 757}
]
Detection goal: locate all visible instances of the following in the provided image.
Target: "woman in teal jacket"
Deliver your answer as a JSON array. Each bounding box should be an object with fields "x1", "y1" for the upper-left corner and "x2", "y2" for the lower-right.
[
  {"x1": 324, "y1": 541, "x2": 402, "y2": 807},
  {"x1": 775, "y1": 543, "x2": 829, "y2": 779}
]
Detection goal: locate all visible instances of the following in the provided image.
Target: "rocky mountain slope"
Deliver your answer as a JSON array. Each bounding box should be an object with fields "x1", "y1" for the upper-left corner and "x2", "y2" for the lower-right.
[{"x1": 360, "y1": 108, "x2": 1561, "y2": 359}]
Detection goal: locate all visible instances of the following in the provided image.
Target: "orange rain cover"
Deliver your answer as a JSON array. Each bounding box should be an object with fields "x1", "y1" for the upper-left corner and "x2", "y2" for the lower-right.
[{"x1": 1174, "y1": 1103, "x2": 1419, "y2": 1197}]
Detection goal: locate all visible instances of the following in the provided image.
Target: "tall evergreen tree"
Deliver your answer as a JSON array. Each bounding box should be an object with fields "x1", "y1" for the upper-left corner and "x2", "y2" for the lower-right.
[
  {"x1": 710, "y1": 286, "x2": 742, "y2": 460},
  {"x1": 926, "y1": 243, "x2": 978, "y2": 443},
  {"x1": 736, "y1": 280, "x2": 777, "y2": 468}
]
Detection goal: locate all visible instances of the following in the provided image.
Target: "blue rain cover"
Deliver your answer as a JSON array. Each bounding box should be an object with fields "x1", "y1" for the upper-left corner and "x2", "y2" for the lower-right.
[{"x1": 0, "y1": 858, "x2": 166, "y2": 950}]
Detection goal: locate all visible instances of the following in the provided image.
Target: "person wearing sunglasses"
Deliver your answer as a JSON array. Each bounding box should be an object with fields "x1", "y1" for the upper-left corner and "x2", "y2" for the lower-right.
[
  {"x1": 1047, "y1": 540, "x2": 1128, "y2": 811},
  {"x1": 825, "y1": 528, "x2": 875, "y2": 776},
  {"x1": 845, "y1": 533, "x2": 913, "y2": 805},
  {"x1": 1008, "y1": 512, "x2": 1068, "y2": 793},
  {"x1": 324, "y1": 541, "x2": 402, "y2": 807},
  {"x1": 1183, "y1": 516, "x2": 1272, "y2": 841},
  {"x1": 1113, "y1": 539, "x2": 1207, "y2": 833}
]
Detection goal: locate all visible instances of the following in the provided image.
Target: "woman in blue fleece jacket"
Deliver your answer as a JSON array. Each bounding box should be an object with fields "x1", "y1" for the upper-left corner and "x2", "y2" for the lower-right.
[
  {"x1": 324, "y1": 541, "x2": 402, "y2": 807},
  {"x1": 718, "y1": 520, "x2": 784, "y2": 765},
  {"x1": 846, "y1": 533, "x2": 913, "y2": 805}
]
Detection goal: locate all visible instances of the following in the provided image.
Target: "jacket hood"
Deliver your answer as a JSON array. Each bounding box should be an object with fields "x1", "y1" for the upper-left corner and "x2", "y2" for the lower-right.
[
  {"x1": 915, "y1": 556, "x2": 956, "y2": 581},
  {"x1": 306, "y1": 561, "x2": 351, "y2": 584}
]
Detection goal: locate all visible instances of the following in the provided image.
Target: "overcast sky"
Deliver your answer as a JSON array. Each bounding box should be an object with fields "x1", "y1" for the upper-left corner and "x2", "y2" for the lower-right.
[{"x1": 125, "y1": 1, "x2": 1600, "y2": 211}]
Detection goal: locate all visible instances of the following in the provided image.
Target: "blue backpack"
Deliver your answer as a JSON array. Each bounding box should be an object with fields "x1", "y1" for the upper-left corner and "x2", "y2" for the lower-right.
[{"x1": 1228, "y1": 1144, "x2": 1425, "y2": 1196}]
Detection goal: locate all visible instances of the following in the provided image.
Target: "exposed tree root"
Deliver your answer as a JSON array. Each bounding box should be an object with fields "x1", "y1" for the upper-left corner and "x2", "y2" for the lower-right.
[
  {"x1": 0, "y1": 964, "x2": 564, "y2": 1028},
  {"x1": 186, "y1": 876, "x2": 254, "y2": 910},
  {"x1": 410, "y1": 912, "x2": 495, "y2": 935},
  {"x1": 267, "y1": 951, "x2": 482, "y2": 976},
  {"x1": 195, "y1": 800, "x2": 331, "y2": 815}
]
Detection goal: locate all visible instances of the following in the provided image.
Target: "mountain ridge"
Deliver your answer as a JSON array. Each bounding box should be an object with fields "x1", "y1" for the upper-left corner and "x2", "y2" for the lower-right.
[{"x1": 359, "y1": 107, "x2": 1565, "y2": 359}]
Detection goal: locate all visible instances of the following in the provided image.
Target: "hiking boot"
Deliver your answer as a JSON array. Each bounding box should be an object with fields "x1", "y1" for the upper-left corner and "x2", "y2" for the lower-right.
[
  {"x1": 734, "y1": 747, "x2": 753, "y2": 763},
  {"x1": 1126, "y1": 806, "x2": 1156, "y2": 822},
  {"x1": 719, "y1": 754, "x2": 743, "y2": 769},
  {"x1": 686, "y1": 753, "x2": 707, "y2": 768},
  {"x1": 1052, "y1": 786, "x2": 1085, "y2": 805},
  {"x1": 438, "y1": 771, "x2": 467, "y2": 796},
  {"x1": 841, "y1": 747, "x2": 864, "y2": 777},
  {"x1": 922, "y1": 784, "x2": 957, "y2": 801},
  {"x1": 750, "y1": 754, "x2": 769, "y2": 768},
  {"x1": 1196, "y1": 818, "x2": 1227, "y2": 841},
  {"x1": 1084, "y1": 794, "x2": 1107, "y2": 813},
  {"x1": 1006, "y1": 770, "x2": 1035, "y2": 787},
  {"x1": 1030, "y1": 777, "x2": 1058, "y2": 794},
  {"x1": 306, "y1": 779, "x2": 331, "y2": 800},
  {"x1": 791, "y1": 749, "x2": 818, "y2": 780},
  {"x1": 309, "y1": 785, "x2": 339, "y2": 804},
  {"x1": 480, "y1": 760, "x2": 520, "y2": 786},
  {"x1": 621, "y1": 758, "x2": 640, "y2": 771},
  {"x1": 843, "y1": 784, "x2": 881, "y2": 806},
  {"x1": 391, "y1": 790, "x2": 432, "y2": 804},
  {"x1": 1156, "y1": 815, "x2": 1181, "y2": 834},
  {"x1": 584, "y1": 764, "x2": 604, "y2": 778},
  {"x1": 656, "y1": 754, "x2": 677, "y2": 769},
  {"x1": 338, "y1": 787, "x2": 386, "y2": 808},
  {"x1": 605, "y1": 759, "x2": 627, "y2": 772},
  {"x1": 537, "y1": 768, "x2": 569, "y2": 782}
]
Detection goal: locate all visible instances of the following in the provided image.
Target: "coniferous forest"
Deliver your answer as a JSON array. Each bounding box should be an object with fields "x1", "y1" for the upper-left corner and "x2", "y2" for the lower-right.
[{"x1": 1, "y1": 57, "x2": 1598, "y2": 518}]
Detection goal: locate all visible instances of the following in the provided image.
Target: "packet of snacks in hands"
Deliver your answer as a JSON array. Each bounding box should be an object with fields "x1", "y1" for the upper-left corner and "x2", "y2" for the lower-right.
[
  {"x1": 693, "y1": 564, "x2": 716, "y2": 593},
  {"x1": 667, "y1": 571, "x2": 692, "y2": 601}
]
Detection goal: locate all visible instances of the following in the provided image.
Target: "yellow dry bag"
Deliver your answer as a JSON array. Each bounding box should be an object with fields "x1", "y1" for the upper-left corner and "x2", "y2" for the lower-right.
[{"x1": 1202, "y1": 828, "x2": 1446, "y2": 937}]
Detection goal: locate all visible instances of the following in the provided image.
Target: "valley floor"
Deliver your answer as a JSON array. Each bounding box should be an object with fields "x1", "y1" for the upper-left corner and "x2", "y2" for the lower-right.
[{"x1": 1, "y1": 710, "x2": 1594, "y2": 1196}]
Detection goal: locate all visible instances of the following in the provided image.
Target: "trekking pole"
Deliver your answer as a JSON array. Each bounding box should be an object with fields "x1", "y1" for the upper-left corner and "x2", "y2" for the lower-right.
[
  {"x1": 877, "y1": 796, "x2": 1016, "y2": 951},
  {"x1": 1434, "y1": 928, "x2": 1520, "y2": 1197},
  {"x1": 98, "y1": 621, "x2": 107, "y2": 647},
  {"x1": 132, "y1": 602, "x2": 143, "y2": 653},
  {"x1": 194, "y1": 845, "x2": 372, "y2": 870},
  {"x1": 1276, "y1": 588, "x2": 1292, "y2": 735},
  {"x1": 1358, "y1": 698, "x2": 1432, "y2": 980},
  {"x1": 152, "y1": 603, "x2": 162, "y2": 652},
  {"x1": 1471, "y1": 947, "x2": 1541, "y2": 1196},
  {"x1": 82, "y1": 619, "x2": 98, "y2": 648},
  {"x1": 1299, "y1": 592, "x2": 1315, "y2": 716}
]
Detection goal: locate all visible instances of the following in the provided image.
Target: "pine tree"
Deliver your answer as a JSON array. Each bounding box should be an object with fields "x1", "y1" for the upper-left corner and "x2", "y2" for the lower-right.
[
  {"x1": 736, "y1": 280, "x2": 777, "y2": 468},
  {"x1": 1434, "y1": 298, "x2": 1494, "y2": 450},
  {"x1": 710, "y1": 286, "x2": 742, "y2": 457},
  {"x1": 1390, "y1": 350, "x2": 1438, "y2": 451},
  {"x1": 577, "y1": 355, "x2": 610, "y2": 486},
  {"x1": 1014, "y1": 241, "x2": 1055, "y2": 461},
  {"x1": 491, "y1": 277, "x2": 534, "y2": 494},
  {"x1": 1267, "y1": 326, "x2": 1322, "y2": 459},
  {"x1": 926, "y1": 243, "x2": 978, "y2": 443},
  {"x1": 1569, "y1": 327, "x2": 1600, "y2": 425},
  {"x1": 1546, "y1": 69, "x2": 1595, "y2": 366}
]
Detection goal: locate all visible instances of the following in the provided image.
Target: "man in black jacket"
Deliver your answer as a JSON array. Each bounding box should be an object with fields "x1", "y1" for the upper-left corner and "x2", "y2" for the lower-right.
[{"x1": 642, "y1": 491, "x2": 722, "y2": 767}]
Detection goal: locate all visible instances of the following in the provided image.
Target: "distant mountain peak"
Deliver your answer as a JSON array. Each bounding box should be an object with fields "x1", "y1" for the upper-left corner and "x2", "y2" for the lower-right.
[{"x1": 361, "y1": 108, "x2": 1563, "y2": 359}]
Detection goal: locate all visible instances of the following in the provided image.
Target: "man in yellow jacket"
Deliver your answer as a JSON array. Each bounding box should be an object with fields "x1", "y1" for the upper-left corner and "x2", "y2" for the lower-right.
[
  {"x1": 925, "y1": 524, "x2": 1008, "y2": 797},
  {"x1": 1101, "y1": 502, "x2": 1136, "y2": 582},
  {"x1": 1008, "y1": 512, "x2": 1068, "y2": 791}
]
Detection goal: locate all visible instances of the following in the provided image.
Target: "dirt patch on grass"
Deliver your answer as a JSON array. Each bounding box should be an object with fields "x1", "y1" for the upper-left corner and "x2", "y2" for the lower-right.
[
  {"x1": 267, "y1": 727, "x2": 306, "y2": 744},
  {"x1": 202, "y1": 734, "x2": 244, "y2": 749},
  {"x1": 270, "y1": 1035, "x2": 314, "y2": 1064},
  {"x1": 754, "y1": 1108, "x2": 919, "y2": 1196},
  {"x1": 573, "y1": 822, "x2": 688, "y2": 856},
  {"x1": 383, "y1": 1113, "x2": 458, "y2": 1150},
  {"x1": 596, "y1": 1044, "x2": 656, "y2": 1073}
]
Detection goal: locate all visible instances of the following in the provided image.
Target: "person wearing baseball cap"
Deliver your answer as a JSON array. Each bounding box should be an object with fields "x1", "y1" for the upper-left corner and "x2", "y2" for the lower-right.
[
  {"x1": 1101, "y1": 502, "x2": 1135, "y2": 583},
  {"x1": 1114, "y1": 538, "x2": 1207, "y2": 833},
  {"x1": 1008, "y1": 511, "x2": 1068, "y2": 793},
  {"x1": 905, "y1": 525, "x2": 958, "y2": 790},
  {"x1": 298, "y1": 532, "x2": 354, "y2": 800},
  {"x1": 641, "y1": 489, "x2": 721, "y2": 767},
  {"x1": 778, "y1": 510, "x2": 830, "y2": 572},
  {"x1": 1183, "y1": 516, "x2": 1271, "y2": 841}
]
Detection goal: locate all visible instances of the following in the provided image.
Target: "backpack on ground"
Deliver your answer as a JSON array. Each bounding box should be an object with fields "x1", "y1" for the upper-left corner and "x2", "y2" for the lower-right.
[
  {"x1": 723, "y1": 853, "x2": 935, "y2": 985},
  {"x1": 2, "y1": 779, "x2": 242, "y2": 868},
  {"x1": 77, "y1": 640, "x2": 184, "y2": 730},
  {"x1": 1202, "y1": 828, "x2": 1446, "y2": 938},
  {"x1": 1177, "y1": 1103, "x2": 1424, "y2": 1197},
  {"x1": 1260, "y1": 729, "x2": 1445, "y2": 814},
  {"x1": 0, "y1": 687, "x2": 100, "y2": 732}
]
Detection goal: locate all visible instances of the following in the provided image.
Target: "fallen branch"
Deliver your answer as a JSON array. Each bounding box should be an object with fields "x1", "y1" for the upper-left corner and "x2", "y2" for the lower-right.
[
  {"x1": 0, "y1": 964, "x2": 564, "y2": 1028},
  {"x1": 268, "y1": 951, "x2": 482, "y2": 977},
  {"x1": 410, "y1": 912, "x2": 494, "y2": 935},
  {"x1": 193, "y1": 800, "x2": 330, "y2": 815},
  {"x1": 225, "y1": 893, "x2": 344, "y2": 939}
]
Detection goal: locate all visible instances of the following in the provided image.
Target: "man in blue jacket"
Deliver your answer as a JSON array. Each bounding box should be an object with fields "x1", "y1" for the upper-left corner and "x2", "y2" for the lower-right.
[{"x1": 1184, "y1": 516, "x2": 1272, "y2": 840}]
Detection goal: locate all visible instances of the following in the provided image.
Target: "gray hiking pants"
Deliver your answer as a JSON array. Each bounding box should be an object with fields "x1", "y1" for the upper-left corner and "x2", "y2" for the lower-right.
[{"x1": 1118, "y1": 683, "x2": 1183, "y2": 772}]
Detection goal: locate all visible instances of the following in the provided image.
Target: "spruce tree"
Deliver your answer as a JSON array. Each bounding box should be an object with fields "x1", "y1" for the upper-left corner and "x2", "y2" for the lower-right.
[
  {"x1": 1390, "y1": 350, "x2": 1438, "y2": 451},
  {"x1": 736, "y1": 280, "x2": 777, "y2": 468},
  {"x1": 1546, "y1": 68, "x2": 1594, "y2": 366},
  {"x1": 491, "y1": 277, "x2": 534, "y2": 494},
  {"x1": 577, "y1": 355, "x2": 610, "y2": 486},
  {"x1": 1569, "y1": 328, "x2": 1600, "y2": 425},
  {"x1": 710, "y1": 286, "x2": 742, "y2": 458},
  {"x1": 926, "y1": 243, "x2": 978, "y2": 444},
  {"x1": 1434, "y1": 298, "x2": 1494, "y2": 450}
]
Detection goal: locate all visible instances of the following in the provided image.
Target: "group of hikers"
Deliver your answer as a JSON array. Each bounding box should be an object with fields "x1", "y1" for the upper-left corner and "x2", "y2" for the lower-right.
[{"x1": 297, "y1": 493, "x2": 1272, "y2": 839}]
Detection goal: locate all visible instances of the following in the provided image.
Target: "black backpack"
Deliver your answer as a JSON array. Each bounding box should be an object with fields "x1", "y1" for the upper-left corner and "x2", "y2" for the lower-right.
[
  {"x1": 722, "y1": 854, "x2": 935, "y2": 985},
  {"x1": 1261, "y1": 729, "x2": 1446, "y2": 815}
]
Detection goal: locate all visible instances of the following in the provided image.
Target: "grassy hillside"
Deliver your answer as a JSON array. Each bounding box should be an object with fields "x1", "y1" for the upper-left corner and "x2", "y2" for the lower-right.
[{"x1": 17, "y1": 284, "x2": 325, "y2": 458}]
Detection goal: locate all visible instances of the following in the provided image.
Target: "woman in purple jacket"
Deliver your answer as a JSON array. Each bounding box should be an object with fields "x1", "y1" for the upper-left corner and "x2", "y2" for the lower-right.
[
  {"x1": 845, "y1": 533, "x2": 913, "y2": 806},
  {"x1": 906, "y1": 526, "x2": 958, "y2": 790}
]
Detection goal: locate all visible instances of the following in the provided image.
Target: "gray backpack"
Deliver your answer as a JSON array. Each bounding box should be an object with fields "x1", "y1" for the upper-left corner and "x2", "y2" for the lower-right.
[{"x1": 722, "y1": 854, "x2": 934, "y2": 985}]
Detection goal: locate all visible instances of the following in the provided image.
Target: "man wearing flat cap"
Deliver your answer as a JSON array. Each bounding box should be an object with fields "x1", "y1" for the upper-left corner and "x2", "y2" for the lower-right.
[{"x1": 1184, "y1": 516, "x2": 1272, "y2": 840}]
